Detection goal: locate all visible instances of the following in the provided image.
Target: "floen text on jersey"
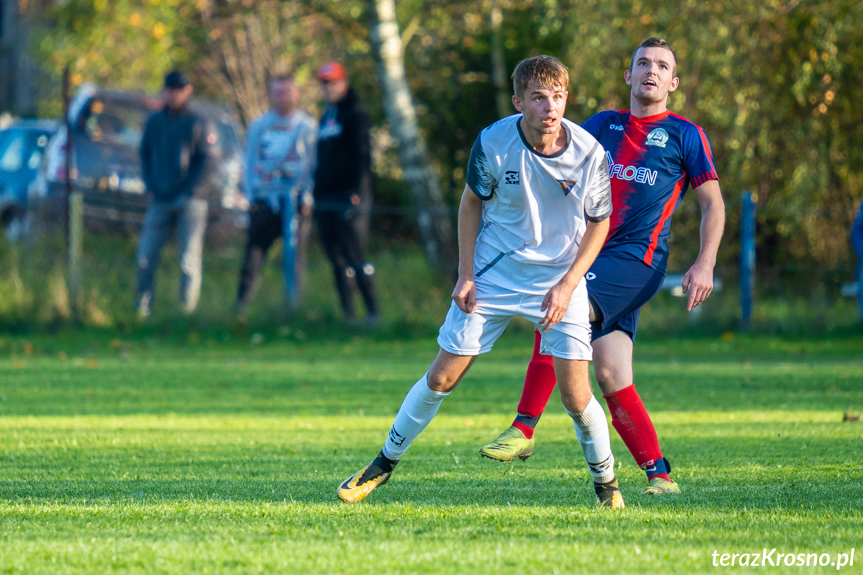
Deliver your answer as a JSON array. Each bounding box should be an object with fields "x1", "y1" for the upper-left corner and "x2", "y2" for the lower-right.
[
  {"x1": 582, "y1": 109, "x2": 718, "y2": 272},
  {"x1": 607, "y1": 151, "x2": 658, "y2": 186}
]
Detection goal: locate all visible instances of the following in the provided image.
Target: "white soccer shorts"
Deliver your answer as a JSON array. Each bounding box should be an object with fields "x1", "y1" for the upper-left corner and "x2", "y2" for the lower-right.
[{"x1": 437, "y1": 273, "x2": 593, "y2": 360}]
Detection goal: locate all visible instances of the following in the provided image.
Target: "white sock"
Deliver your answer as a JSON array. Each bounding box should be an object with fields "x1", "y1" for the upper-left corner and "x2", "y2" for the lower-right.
[
  {"x1": 381, "y1": 374, "x2": 450, "y2": 461},
  {"x1": 566, "y1": 395, "x2": 616, "y2": 484}
]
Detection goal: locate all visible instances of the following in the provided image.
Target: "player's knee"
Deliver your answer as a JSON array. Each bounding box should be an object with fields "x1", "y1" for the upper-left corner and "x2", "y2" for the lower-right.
[
  {"x1": 594, "y1": 363, "x2": 631, "y2": 391},
  {"x1": 428, "y1": 361, "x2": 463, "y2": 393},
  {"x1": 560, "y1": 392, "x2": 592, "y2": 415},
  {"x1": 594, "y1": 364, "x2": 616, "y2": 387},
  {"x1": 427, "y1": 355, "x2": 472, "y2": 392},
  {"x1": 426, "y1": 369, "x2": 458, "y2": 392}
]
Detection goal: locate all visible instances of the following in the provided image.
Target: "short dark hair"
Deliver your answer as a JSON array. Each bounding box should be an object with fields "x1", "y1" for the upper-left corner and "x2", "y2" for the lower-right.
[
  {"x1": 269, "y1": 74, "x2": 295, "y2": 89},
  {"x1": 511, "y1": 55, "x2": 569, "y2": 97},
  {"x1": 630, "y1": 37, "x2": 678, "y2": 76}
]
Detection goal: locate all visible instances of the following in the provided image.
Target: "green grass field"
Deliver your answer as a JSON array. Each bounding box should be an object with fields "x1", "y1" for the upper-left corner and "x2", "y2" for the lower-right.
[{"x1": 1, "y1": 329, "x2": 861, "y2": 574}]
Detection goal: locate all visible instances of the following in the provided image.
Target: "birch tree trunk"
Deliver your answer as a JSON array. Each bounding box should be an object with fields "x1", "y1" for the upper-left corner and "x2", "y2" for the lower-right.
[
  {"x1": 489, "y1": 1, "x2": 512, "y2": 119},
  {"x1": 366, "y1": 0, "x2": 456, "y2": 267}
]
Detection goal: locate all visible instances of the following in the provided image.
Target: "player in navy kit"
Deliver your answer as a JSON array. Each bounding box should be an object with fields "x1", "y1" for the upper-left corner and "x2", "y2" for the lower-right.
[{"x1": 480, "y1": 38, "x2": 726, "y2": 496}]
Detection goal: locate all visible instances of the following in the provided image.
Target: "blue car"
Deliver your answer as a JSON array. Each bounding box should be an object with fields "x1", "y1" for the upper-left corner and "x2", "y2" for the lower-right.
[{"x1": 0, "y1": 120, "x2": 58, "y2": 234}]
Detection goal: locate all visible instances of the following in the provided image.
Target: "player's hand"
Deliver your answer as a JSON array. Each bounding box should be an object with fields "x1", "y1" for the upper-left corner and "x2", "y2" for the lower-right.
[
  {"x1": 452, "y1": 276, "x2": 477, "y2": 313},
  {"x1": 540, "y1": 279, "x2": 577, "y2": 331},
  {"x1": 682, "y1": 260, "x2": 714, "y2": 311},
  {"x1": 350, "y1": 193, "x2": 361, "y2": 206}
]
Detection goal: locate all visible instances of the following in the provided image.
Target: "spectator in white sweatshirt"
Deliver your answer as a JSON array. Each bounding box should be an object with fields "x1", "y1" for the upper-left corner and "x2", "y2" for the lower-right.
[{"x1": 235, "y1": 74, "x2": 317, "y2": 318}]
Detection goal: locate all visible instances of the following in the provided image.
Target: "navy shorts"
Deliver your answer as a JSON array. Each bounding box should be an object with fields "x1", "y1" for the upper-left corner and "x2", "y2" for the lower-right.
[{"x1": 585, "y1": 251, "x2": 665, "y2": 342}]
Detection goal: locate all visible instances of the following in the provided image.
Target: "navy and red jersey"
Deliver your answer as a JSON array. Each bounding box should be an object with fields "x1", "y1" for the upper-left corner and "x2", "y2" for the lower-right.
[{"x1": 582, "y1": 109, "x2": 718, "y2": 273}]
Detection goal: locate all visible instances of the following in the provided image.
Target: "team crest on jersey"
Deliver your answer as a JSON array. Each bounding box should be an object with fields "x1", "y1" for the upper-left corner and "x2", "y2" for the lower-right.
[
  {"x1": 556, "y1": 179, "x2": 578, "y2": 196},
  {"x1": 645, "y1": 128, "x2": 669, "y2": 148}
]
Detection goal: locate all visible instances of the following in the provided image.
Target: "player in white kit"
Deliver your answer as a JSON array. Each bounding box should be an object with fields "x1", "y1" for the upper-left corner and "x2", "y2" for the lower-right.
[{"x1": 337, "y1": 55, "x2": 624, "y2": 508}]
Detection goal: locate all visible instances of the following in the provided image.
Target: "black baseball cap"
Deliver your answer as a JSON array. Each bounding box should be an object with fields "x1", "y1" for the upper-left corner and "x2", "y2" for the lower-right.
[{"x1": 164, "y1": 70, "x2": 189, "y2": 89}]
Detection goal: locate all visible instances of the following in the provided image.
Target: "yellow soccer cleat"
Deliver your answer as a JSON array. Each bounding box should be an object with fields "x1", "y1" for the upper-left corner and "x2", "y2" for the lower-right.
[
  {"x1": 642, "y1": 475, "x2": 681, "y2": 495},
  {"x1": 479, "y1": 426, "x2": 535, "y2": 462},
  {"x1": 594, "y1": 479, "x2": 626, "y2": 509},
  {"x1": 337, "y1": 461, "x2": 392, "y2": 504}
]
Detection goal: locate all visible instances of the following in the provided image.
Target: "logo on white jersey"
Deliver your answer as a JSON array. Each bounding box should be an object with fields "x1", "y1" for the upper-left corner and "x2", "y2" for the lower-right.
[
  {"x1": 504, "y1": 170, "x2": 520, "y2": 184},
  {"x1": 606, "y1": 151, "x2": 658, "y2": 186},
  {"x1": 645, "y1": 128, "x2": 669, "y2": 148},
  {"x1": 556, "y1": 179, "x2": 578, "y2": 196}
]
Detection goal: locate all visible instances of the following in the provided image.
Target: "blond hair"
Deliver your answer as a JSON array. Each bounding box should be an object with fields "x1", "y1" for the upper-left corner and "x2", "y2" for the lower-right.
[{"x1": 511, "y1": 55, "x2": 569, "y2": 97}]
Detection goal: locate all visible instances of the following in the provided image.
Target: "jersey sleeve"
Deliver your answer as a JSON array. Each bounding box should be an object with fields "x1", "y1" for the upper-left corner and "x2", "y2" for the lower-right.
[
  {"x1": 684, "y1": 125, "x2": 719, "y2": 188},
  {"x1": 583, "y1": 148, "x2": 612, "y2": 223},
  {"x1": 466, "y1": 132, "x2": 495, "y2": 200},
  {"x1": 581, "y1": 112, "x2": 604, "y2": 140}
]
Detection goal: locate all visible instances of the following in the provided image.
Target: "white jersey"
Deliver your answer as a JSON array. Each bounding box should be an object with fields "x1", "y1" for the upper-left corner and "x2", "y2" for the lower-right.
[
  {"x1": 466, "y1": 114, "x2": 611, "y2": 293},
  {"x1": 244, "y1": 110, "x2": 317, "y2": 206}
]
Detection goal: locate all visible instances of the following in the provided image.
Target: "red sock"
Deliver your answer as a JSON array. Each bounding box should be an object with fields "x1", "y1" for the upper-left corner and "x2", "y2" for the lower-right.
[
  {"x1": 603, "y1": 384, "x2": 670, "y2": 481},
  {"x1": 512, "y1": 331, "x2": 557, "y2": 440}
]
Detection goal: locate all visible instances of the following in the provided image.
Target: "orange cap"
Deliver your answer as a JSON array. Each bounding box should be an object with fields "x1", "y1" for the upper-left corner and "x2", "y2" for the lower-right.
[{"x1": 317, "y1": 61, "x2": 347, "y2": 82}]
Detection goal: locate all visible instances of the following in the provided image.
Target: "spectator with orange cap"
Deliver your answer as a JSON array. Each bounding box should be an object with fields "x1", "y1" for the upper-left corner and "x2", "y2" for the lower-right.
[{"x1": 313, "y1": 61, "x2": 379, "y2": 325}]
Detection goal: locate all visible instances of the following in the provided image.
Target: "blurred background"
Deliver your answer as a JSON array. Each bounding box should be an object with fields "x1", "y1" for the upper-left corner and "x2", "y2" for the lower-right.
[{"x1": 0, "y1": 0, "x2": 861, "y2": 337}]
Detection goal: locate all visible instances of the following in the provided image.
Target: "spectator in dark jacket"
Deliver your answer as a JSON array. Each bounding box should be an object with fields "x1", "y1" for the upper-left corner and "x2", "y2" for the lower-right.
[
  {"x1": 136, "y1": 70, "x2": 212, "y2": 317},
  {"x1": 313, "y1": 62, "x2": 379, "y2": 324},
  {"x1": 852, "y1": 198, "x2": 863, "y2": 320}
]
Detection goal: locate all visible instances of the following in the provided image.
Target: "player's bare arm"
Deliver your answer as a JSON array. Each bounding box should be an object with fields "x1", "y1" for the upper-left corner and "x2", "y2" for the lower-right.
[
  {"x1": 452, "y1": 184, "x2": 483, "y2": 313},
  {"x1": 682, "y1": 179, "x2": 725, "y2": 311},
  {"x1": 540, "y1": 217, "x2": 610, "y2": 330}
]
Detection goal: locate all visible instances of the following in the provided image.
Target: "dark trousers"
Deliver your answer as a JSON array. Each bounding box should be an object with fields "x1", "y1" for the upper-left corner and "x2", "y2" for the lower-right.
[
  {"x1": 236, "y1": 200, "x2": 309, "y2": 312},
  {"x1": 315, "y1": 206, "x2": 378, "y2": 318}
]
